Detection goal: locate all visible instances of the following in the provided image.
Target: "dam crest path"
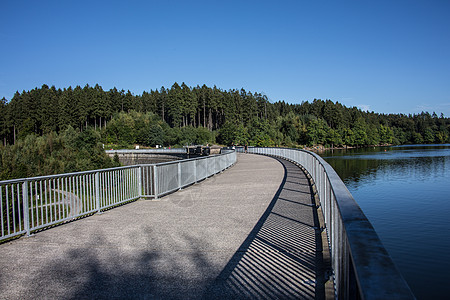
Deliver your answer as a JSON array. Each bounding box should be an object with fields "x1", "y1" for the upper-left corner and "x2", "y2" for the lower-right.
[{"x1": 0, "y1": 153, "x2": 328, "y2": 299}]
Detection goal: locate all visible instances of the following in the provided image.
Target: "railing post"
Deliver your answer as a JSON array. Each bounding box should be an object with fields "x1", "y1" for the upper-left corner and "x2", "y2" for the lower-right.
[
  {"x1": 178, "y1": 162, "x2": 182, "y2": 190},
  {"x1": 22, "y1": 181, "x2": 30, "y2": 236},
  {"x1": 95, "y1": 172, "x2": 101, "y2": 213},
  {"x1": 194, "y1": 160, "x2": 197, "y2": 183},
  {"x1": 153, "y1": 165, "x2": 158, "y2": 199},
  {"x1": 138, "y1": 166, "x2": 142, "y2": 198}
]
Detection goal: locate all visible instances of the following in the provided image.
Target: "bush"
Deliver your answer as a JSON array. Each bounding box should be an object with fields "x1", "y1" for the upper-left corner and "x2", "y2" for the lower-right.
[{"x1": 0, "y1": 126, "x2": 119, "y2": 180}]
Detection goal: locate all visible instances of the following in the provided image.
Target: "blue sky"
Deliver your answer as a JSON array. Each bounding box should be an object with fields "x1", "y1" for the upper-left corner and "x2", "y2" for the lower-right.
[{"x1": 1, "y1": 0, "x2": 449, "y2": 116}]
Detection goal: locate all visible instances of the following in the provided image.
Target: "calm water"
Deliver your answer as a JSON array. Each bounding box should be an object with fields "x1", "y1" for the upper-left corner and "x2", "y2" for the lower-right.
[{"x1": 321, "y1": 145, "x2": 450, "y2": 300}]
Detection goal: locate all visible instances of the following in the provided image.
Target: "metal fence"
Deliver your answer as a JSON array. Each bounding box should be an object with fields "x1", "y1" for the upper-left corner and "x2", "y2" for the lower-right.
[
  {"x1": 105, "y1": 148, "x2": 187, "y2": 154},
  {"x1": 0, "y1": 151, "x2": 236, "y2": 242},
  {"x1": 248, "y1": 147, "x2": 415, "y2": 300}
]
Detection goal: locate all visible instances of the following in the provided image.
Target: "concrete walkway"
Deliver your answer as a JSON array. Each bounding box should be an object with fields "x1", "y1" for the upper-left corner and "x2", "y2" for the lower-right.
[{"x1": 0, "y1": 154, "x2": 327, "y2": 299}]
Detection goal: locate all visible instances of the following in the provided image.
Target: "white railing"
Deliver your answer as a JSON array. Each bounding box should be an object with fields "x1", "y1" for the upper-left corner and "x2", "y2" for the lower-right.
[
  {"x1": 0, "y1": 151, "x2": 236, "y2": 242},
  {"x1": 105, "y1": 148, "x2": 187, "y2": 154},
  {"x1": 248, "y1": 147, "x2": 415, "y2": 300}
]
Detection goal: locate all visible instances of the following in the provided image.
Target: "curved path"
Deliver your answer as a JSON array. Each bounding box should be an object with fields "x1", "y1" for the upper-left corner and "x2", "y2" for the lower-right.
[{"x1": 0, "y1": 154, "x2": 327, "y2": 299}]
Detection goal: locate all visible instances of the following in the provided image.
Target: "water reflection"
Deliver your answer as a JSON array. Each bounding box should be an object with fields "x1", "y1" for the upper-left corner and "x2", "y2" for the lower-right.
[
  {"x1": 320, "y1": 144, "x2": 450, "y2": 300},
  {"x1": 322, "y1": 145, "x2": 450, "y2": 188}
]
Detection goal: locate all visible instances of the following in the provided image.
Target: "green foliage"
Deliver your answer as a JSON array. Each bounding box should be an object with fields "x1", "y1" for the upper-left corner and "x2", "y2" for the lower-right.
[
  {"x1": 105, "y1": 112, "x2": 136, "y2": 146},
  {"x1": 217, "y1": 122, "x2": 249, "y2": 145},
  {"x1": 104, "y1": 111, "x2": 165, "y2": 147},
  {"x1": 327, "y1": 128, "x2": 342, "y2": 147},
  {"x1": 113, "y1": 152, "x2": 120, "y2": 165},
  {"x1": 378, "y1": 125, "x2": 393, "y2": 145},
  {"x1": 103, "y1": 111, "x2": 216, "y2": 147},
  {"x1": 1, "y1": 83, "x2": 449, "y2": 157},
  {"x1": 352, "y1": 118, "x2": 368, "y2": 147},
  {"x1": 306, "y1": 118, "x2": 329, "y2": 146},
  {"x1": 423, "y1": 128, "x2": 435, "y2": 143},
  {"x1": 248, "y1": 118, "x2": 275, "y2": 147},
  {"x1": 341, "y1": 128, "x2": 355, "y2": 146},
  {"x1": 279, "y1": 112, "x2": 301, "y2": 143},
  {"x1": 179, "y1": 126, "x2": 197, "y2": 145},
  {"x1": 147, "y1": 125, "x2": 165, "y2": 146},
  {"x1": 0, "y1": 126, "x2": 119, "y2": 180},
  {"x1": 195, "y1": 127, "x2": 214, "y2": 145},
  {"x1": 366, "y1": 124, "x2": 380, "y2": 146},
  {"x1": 412, "y1": 132, "x2": 424, "y2": 144},
  {"x1": 435, "y1": 131, "x2": 448, "y2": 143}
]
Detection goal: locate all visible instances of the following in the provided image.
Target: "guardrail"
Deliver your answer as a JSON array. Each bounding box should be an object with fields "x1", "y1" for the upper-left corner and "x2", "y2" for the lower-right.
[
  {"x1": 0, "y1": 151, "x2": 236, "y2": 242},
  {"x1": 248, "y1": 147, "x2": 415, "y2": 300},
  {"x1": 105, "y1": 148, "x2": 187, "y2": 154}
]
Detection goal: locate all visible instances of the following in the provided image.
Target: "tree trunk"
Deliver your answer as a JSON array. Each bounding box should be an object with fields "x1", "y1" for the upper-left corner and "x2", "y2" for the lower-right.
[
  {"x1": 264, "y1": 102, "x2": 267, "y2": 119},
  {"x1": 203, "y1": 100, "x2": 206, "y2": 128},
  {"x1": 208, "y1": 108, "x2": 213, "y2": 130},
  {"x1": 215, "y1": 109, "x2": 218, "y2": 129}
]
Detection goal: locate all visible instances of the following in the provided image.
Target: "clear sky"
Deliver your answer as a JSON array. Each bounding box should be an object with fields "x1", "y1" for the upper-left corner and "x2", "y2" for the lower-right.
[{"x1": 1, "y1": 0, "x2": 449, "y2": 116}]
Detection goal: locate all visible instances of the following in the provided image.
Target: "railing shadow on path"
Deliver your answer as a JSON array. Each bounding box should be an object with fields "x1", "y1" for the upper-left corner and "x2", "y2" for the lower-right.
[
  {"x1": 0, "y1": 154, "x2": 332, "y2": 300},
  {"x1": 203, "y1": 157, "x2": 331, "y2": 299},
  {"x1": 5, "y1": 231, "x2": 218, "y2": 299}
]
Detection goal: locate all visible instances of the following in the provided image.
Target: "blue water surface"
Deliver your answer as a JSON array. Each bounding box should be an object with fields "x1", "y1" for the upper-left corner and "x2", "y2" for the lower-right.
[{"x1": 321, "y1": 145, "x2": 450, "y2": 300}]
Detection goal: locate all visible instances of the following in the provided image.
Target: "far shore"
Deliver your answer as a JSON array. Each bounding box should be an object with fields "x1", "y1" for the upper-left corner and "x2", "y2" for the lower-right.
[{"x1": 302, "y1": 144, "x2": 393, "y2": 153}]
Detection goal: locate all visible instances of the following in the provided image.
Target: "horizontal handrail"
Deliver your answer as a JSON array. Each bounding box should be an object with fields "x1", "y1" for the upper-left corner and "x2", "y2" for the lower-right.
[
  {"x1": 0, "y1": 165, "x2": 139, "y2": 185},
  {"x1": 248, "y1": 147, "x2": 415, "y2": 300},
  {"x1": 1, "y1": 150, "x2": 236, "y2": 242},
  {"x1": 105, "y1": 148, "x2": 187, "y2": 154}
]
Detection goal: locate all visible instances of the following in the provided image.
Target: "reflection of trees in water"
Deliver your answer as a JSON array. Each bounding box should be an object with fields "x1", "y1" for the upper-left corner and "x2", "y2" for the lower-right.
[
  {"x1": 322, "y1": 149, "x2": 450, "y2": 189},
  {"x1": 322, "y1": 146, "x2": 450, "y2": 300}
]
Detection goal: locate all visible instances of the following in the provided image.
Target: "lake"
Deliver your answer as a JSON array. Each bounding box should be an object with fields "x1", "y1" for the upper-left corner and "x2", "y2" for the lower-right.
[{"x1": 321, "y1": 144, "x2": 450, "y2": 300}]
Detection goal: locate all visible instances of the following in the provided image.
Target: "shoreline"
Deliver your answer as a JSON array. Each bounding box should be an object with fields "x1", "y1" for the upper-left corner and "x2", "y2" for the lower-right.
[{"x1": 302, "y1": 144, "x2": 393, "y2": 153}]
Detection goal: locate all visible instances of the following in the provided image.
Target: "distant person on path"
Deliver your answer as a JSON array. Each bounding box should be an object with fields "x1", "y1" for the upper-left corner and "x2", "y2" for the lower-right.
[{"x1": 244, "y1": 144, "x2": 248, "y2": 154}]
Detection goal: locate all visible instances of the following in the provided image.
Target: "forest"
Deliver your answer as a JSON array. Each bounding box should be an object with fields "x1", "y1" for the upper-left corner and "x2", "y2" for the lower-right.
[{"x1": 1, "y1": 82, "x2": 449, "y2": 179}]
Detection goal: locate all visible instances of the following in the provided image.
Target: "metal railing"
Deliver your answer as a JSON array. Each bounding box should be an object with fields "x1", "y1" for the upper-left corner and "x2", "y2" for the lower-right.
[
  {"x1": 105, "y1": 148, "x2": 187, "y2": 154},
  {"x1": 248, "y1": 147, "x2": 415, "y2": 300},
  {"x1": 0, "y1": 150, "x2": 236, "y2": 242}
]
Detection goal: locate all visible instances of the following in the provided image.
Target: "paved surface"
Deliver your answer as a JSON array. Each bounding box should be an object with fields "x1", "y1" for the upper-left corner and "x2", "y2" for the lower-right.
[{"x1": 0, "y1": 154, "x2": 327, "y2": 299}]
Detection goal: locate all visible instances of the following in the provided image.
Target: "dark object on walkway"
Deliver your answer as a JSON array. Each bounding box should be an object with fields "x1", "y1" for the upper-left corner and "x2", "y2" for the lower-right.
[{"x1": 187, "y1": 145, "x2": 210, "y2": 156}]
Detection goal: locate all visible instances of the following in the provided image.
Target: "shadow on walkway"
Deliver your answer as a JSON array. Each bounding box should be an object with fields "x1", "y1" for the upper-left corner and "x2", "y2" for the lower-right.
[
  {"x1": 0, "y1": 155, "x2": 329, "y2": 300},
  {"x1": 204, "y1": 158, "x2": 327, "y2": 299}
]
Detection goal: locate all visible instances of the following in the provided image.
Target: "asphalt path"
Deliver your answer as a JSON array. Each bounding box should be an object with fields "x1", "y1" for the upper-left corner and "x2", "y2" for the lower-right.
[{"x1": 0, "y1": 153, "x2": 327, "y2": 299}]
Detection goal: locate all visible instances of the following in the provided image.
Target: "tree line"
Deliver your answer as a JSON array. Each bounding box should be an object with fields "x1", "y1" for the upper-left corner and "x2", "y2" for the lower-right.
[{"x1": 1, "y1": 83, "x2": 449, "y2": 150}]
